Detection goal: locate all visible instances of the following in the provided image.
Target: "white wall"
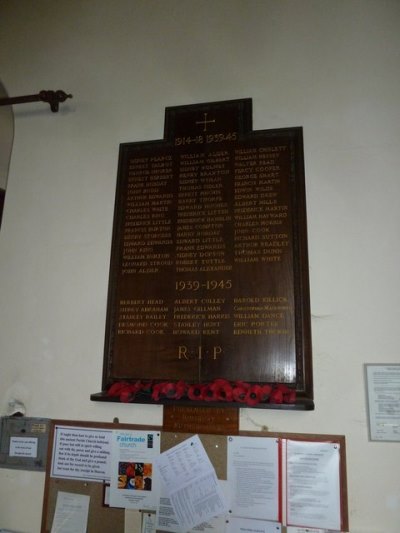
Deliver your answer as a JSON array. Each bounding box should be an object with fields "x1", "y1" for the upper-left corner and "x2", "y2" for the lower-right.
[{"x1": 0, "y1": 1, "x2": 399, "y2": 531}]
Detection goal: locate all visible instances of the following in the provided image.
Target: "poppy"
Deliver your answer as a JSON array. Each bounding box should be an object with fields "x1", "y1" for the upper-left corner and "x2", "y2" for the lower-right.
[
  {"x1": 210, "y1": 379, "x2": 233, "y2": 402},
  {"x1": 245, "y1": 385, "x2": 265, "y2": 406},
  {"x1": 232, "y1": 381, "x2": 250, "y2": 403},
  {"x1": 163, "y1": 380, "x2": 187, "y2": 399},
  {"x1": 187, "y1": 383, "x2": 206, "y2": 400}
]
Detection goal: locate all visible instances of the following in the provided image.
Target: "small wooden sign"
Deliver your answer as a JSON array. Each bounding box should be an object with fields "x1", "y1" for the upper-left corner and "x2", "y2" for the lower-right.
[
  {"x1": 93, "y1": 98, "x2": 313, "y2": 408},
  {"x1": 163, "y1": 405, "x2": 239, "y2": 435}
]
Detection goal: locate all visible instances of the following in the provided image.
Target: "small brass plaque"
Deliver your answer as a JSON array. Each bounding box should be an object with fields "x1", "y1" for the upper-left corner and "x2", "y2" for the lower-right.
[{"x1": 163, "y1": 405, "x2": 239, "y2": 434}]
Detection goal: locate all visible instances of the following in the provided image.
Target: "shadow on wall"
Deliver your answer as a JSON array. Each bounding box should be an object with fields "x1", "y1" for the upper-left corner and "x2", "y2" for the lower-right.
[
  {"x1": 0, "y1": 79, "x2": 15, "y2": 228},
  {"x1": 0, "y1": 189, "x2": 5, "y2": 226}
]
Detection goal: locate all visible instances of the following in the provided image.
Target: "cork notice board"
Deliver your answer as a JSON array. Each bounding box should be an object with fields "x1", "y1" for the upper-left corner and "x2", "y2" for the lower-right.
[{"x1": 41, "y1": 420, "x2": 348, "y2": 532}]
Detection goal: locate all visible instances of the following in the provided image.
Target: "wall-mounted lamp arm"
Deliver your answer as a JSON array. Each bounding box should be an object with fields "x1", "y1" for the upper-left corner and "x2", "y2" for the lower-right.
[{"x1": 0, "y1": 90, "x2": 72, "y2": 112}]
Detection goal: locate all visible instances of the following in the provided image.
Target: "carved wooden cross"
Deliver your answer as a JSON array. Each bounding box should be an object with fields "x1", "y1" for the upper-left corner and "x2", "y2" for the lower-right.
[{"x1": 195, "y1": 112, "x2": 216, "y2": 132}]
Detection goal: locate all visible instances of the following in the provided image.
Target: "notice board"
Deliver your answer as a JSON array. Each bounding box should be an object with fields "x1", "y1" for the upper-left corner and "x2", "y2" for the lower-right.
[{"x1": 41, "y1": 420, "x2": 348, "y2": 532}]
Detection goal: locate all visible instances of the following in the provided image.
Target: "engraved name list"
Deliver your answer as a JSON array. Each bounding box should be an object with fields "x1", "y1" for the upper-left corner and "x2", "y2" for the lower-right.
[{"x1": 99, "y1": 99, "x2": 312, "y2": 403}]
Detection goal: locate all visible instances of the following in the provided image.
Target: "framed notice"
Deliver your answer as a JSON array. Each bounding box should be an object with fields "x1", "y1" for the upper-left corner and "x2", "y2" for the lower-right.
[
  {"x1": 92, "y1": 98, "x2": 313, "y2": 409},
  {"x1": 365, "y1": 364, "x2": 400, "y2": 442},
  {"x1": 0, "y1": 416, "x2": 50, "y2": 472}
]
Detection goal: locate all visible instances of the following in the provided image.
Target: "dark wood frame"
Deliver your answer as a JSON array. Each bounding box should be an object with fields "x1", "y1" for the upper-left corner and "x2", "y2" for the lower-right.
[{"x1": 92, "y1": 99, "x2": 313, "y2": 409}]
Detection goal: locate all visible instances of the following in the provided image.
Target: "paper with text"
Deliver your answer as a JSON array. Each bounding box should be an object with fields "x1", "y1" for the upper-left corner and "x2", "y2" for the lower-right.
[
  {"x1": 110, "y1": 430, "x2": 160, "y2": 510},
  {"x1": 50, "y1": 491, "x2": 89, "y2": 533},
  {"x1": 155, "y1": 434, "x2": 227, "y2": 532},
  {"x1": 226, "y1": 516, "x2": 281, "y2": 533},
  {"x1": 51, "y1": 425, "x2": 112, "y2": 482},
  {"x1": 366, "y1": 364, "x2": 400, "y2": 441},
  {"x1": 227, "y1": 436, "x2": 280, "y2": 521},
  {"x1": 142, "y1": 511, "x2": 157, "y2": 533},
  {"x1": 156, "y1": 480, "x2": 228, "y2": 532},
  {"x1": 9, "y1": 436, "x2": 38, "y2": 458},
  {"x1": 286, "y1": 527, "x2": 342, "y2": 533},
  {"x1": 286, "y1": 440, "x2": 341, "y2": 530}
]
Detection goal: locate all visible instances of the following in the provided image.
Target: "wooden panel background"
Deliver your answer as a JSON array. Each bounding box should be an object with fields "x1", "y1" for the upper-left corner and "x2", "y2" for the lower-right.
[
  {"x1": 41, "y1": 420, "x2": 348, "y2": 532},
  {"x1": 96, "y1": 98, "x2": 314, "y2": 408}
]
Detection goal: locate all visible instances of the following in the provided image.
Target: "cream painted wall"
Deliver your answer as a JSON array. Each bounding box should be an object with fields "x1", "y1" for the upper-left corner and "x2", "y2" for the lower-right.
[{"x1": 0, "y1": 1, "x2": 399, "y2": 531}]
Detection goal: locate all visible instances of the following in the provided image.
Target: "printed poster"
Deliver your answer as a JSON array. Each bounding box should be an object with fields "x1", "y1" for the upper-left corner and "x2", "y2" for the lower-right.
[{"x1": 110, "y1": 429, "x2": 161, "y2": 510}]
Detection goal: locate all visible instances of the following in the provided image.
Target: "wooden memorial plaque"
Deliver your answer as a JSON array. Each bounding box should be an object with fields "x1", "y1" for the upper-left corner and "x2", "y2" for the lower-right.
[
  {"x1": 163, "y1": 405, "x2": 239, "y2": 435},
  {"x1": 92, "y1": 98, "x2": 313, "y2": 409}
]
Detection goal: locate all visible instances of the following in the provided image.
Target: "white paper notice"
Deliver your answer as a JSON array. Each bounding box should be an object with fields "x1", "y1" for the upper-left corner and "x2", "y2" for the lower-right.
[
  {"x1": 157, "y1": 481, "x2": 228, "y2": 532},
  {"x1": 226, "y1": 517, "x2": 281, "y2": 533},
  {"x1": 155, "y1": 435, "x2": 227, "y2": 532},
  {"x1": 109, "y1": 430, "x2": 160, "y2": 510},
  {"x1": 9, "y1": 436, "x2": 38, "y2": 458},
  {"x1": 366, "y1": 364, "x2": 400, "y2": 441},
  {"x1": 227, "y1": 436, "x2": 280, "y2": 522},
  {"x1": 51, "y1": 491, "x2": 89, "y2": 533},
  {"x1": 142, "y1": 511, "x2": 157, "y2": 533},
  {"x1": 286, "y1": 440, "x2": 341, "y2": 531},
  {"x1": 190, "y1": 515, "x2": 227, "y2": 532},
  {"x1": 124, "y1": 509, "x2": 142, "y2": 532},
  {"x1": 286, "y1": 527, "x2": 340, "y2": 533},
  {"x1": 51, "y1": 426, "x2": 112, "y2": 481}
]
